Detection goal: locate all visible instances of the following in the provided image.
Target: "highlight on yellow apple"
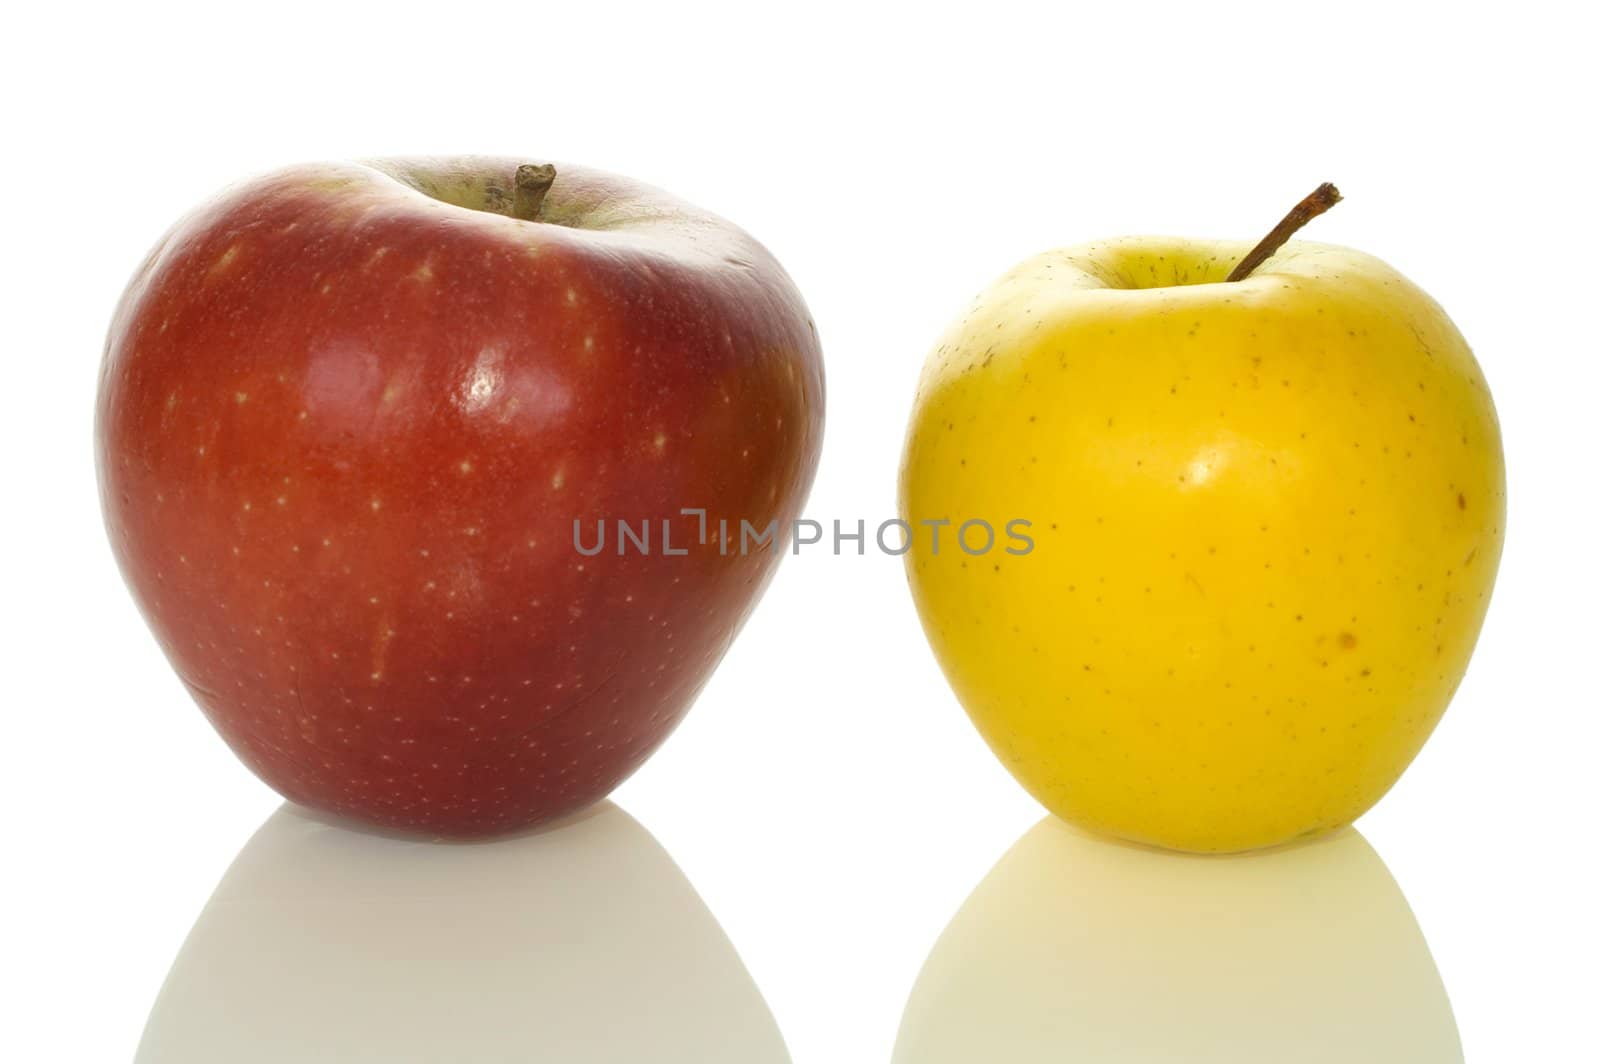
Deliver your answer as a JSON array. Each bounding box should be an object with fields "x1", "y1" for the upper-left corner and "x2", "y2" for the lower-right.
[
  {"x1": 900, "y1": 185, "x2": 1504, "y2": 853},
  {"x1": 893, "y1": 817, "x2": 1461, "y2": 1063}
]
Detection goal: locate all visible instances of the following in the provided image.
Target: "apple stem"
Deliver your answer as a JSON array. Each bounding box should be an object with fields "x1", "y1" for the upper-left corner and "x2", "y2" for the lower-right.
[
  {"x1": 1225, "y1": 183, "x2": 1343, "y2": 282},
  {"x1": 511, "y1": 164, "x2": 557, "y2": 221}
]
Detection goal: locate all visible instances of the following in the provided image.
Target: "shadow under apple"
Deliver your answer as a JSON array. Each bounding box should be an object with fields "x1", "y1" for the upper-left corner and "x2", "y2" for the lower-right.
[
  {"x1": 893, "y1": 818, "x2": 1461, "y2": 1063},
  {"x1": 135, "y1": 801, "x2": 789, "y2": 1063}
]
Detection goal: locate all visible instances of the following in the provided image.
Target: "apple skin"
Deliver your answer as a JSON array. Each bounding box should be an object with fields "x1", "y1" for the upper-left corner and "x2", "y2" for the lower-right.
[
  {"x1": 98, "y1": 158, "x2": 823, "y2": 837},
  {"x1": 900, "y1": 237, "x2": 1504, "y2": 853}
]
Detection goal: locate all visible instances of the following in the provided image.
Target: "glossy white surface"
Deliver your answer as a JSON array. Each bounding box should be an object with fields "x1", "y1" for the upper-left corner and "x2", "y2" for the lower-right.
[
  {"x1": 896, "y1": 822, "x2": 1459, "y2": 1063},
  {"x1": 136, "y1": 803, "x2": 787, "y2": 1063}
]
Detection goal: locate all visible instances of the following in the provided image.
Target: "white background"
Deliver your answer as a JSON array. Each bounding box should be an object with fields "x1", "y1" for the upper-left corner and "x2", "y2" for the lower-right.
[{"x1": 4, "y1": 2, "x2": 1596, "y2": 1060}]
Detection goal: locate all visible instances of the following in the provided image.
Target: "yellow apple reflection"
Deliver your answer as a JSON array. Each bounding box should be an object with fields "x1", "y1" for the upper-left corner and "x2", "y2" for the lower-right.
[
  {"x1": 894, "y1": 818, "x2": 1461, "y2": 1063},
  {"x1": 137, "y1": 801, "x2": 789, "y2": 1063}
]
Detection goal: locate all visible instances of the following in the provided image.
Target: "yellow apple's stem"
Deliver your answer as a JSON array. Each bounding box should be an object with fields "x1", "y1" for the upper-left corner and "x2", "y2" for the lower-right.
[
  {"x1": 1225, "y1": 183, "x2": 1343, "y2": 282},
  {"x1": 511, "y1": 164, "x2": 557, "y2": 221}
]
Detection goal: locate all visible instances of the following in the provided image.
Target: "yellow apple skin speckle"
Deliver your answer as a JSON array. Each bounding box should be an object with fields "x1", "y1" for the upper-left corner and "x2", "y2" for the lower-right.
[{"x1": 900, "y1": 238, "x2": 1505, "y2": 853}]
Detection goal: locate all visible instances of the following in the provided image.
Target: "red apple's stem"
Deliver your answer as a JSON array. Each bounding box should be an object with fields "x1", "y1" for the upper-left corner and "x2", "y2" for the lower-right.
[
  {"x1": 512, "y1": 164, "x2": 557, "y2": 221},
  {"x1": 1225, "y1": 182, "x2": 1343, "y2": 282}
]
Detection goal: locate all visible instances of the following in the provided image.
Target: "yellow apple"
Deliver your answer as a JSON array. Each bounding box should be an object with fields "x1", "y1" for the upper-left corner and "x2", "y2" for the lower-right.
[{"x1": 899, "y1": 200, "x2": 1504, "y2": 852}]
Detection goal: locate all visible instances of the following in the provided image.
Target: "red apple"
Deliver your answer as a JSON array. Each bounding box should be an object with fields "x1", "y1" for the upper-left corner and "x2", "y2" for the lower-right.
[{"x1": 97, "y1": 157, "x2": 823, "y2": 836}]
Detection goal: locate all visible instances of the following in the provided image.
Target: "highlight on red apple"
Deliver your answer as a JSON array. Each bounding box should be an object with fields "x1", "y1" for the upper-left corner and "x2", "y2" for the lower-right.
[{"x1": 96, "y1": 157, "x2": 824, "y2": 837}]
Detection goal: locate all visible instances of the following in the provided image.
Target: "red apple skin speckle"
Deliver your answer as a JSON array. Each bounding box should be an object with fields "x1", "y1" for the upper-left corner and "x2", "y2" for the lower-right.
[{"x1": 96, "y1": 159, "x2": 824, "y2": 837}]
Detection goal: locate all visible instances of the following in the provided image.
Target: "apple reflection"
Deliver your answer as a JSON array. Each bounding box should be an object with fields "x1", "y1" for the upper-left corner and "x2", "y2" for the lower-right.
[
  {"x1": 894, "y1": 819, "x2": 1461, "y2": 1063},
  {"x1": 136, "y1": 802, "x2": 789, "y2": 1063}
]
